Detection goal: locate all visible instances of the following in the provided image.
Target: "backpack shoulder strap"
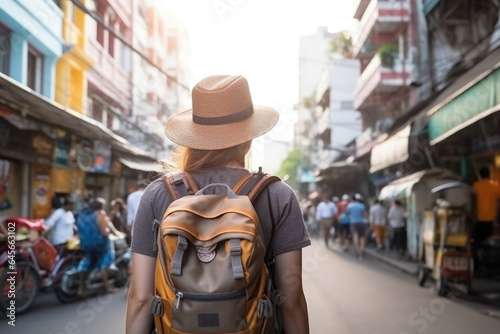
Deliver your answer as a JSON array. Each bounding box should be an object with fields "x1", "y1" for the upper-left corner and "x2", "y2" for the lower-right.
[
  {"x1": 162, "y1": 171, "x2": 199, "y2": 200},
  {"x1": 236, "y1": 172, "x2": 281, "y2": 202}
]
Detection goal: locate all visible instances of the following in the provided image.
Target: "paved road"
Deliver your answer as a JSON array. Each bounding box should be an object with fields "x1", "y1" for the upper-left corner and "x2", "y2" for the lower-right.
[
  {"x1": 1, "y1": 240, "x2": 499, "y2": 333},
  {"x1": 303, "y1": 241, "x2": 500, "y2": 334}
]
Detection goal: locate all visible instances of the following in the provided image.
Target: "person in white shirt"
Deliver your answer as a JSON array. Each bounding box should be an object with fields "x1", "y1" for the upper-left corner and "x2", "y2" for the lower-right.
[
  {"x1": 126, "y1": 182, "x2": 146, "y2": 236},
  {"x1": 45, "y1": 198, "x2": 76, "y2": 252},
  {"x1": 369, "y1": 199, "x2": 387, "y2": 251},
  {"x1": 387, "y1": 200, "x2": 406, "y2": 258},
  {"x1": 315, "y1": 193, "x2": 337, "y2": 247}
]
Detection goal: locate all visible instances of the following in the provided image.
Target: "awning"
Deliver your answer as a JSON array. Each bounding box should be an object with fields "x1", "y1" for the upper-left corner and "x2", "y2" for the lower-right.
[
  {"x1": 378, "y1": 168, "x2": 461, "y2": 201},
  {"x1": 378, "y1": 170, "x2": 426, "y2": 200},
  {"x1": 119, "y1": 157, "x2": 163, "y2": 172},
  {"x1": 369, "y1": 125, "x2": 411, "y2": 173},
  {"x1": 0, "y1": 73, "x2": 152, "y2": 159},
  {"x1": 315, "y1": 162, "x2": 359, "y2": 182},
  {"x1": 427, "y1": 47, "x2": 500, "y2": 145}
]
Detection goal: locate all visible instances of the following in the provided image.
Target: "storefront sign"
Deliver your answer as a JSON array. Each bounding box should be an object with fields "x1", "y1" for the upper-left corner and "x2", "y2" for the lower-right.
[
  {"x1": 470, "y1": 134, "x2": 500, "y2": 155},
  {"x1": 76, "y1": 140, "x2": 94, "y2": 172},
  {"x1": 92, "y1": 141, "x2": 111, "y2": 173},
  {"x1": 32, "y1": 133, "x2": 55, "y2": 158},
  {"x1": 429, "y1": 68, "x2": 500, "y2": 145},
  {"x1": 54, "y1": 139, "x2": 71, "y2": 167},
  {"x1": 33, "y1": 164, "x2": 52, "y2": 218}
]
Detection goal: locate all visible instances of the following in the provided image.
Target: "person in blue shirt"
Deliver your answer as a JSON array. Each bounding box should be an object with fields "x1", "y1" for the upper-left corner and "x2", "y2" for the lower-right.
[{"x1": 346, "y1": 194, "x2": 368, "y2": 259}]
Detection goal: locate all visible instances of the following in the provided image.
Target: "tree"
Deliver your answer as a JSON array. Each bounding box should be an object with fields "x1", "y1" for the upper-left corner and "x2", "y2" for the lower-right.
[
  {"x1": 330, "y1": 30, "x2": 353, "y2": 58},
  {"x1": 277, "y1": 149, "x2": 303, "y2": 190}
]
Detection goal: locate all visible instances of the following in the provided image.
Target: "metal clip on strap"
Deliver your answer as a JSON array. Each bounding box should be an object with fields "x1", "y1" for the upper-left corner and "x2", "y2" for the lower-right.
[
  {"x1": 150, "y1": 296, "x2": 164, "y2": 316},
  {"x1": 230, "y1": 239, "x2": 244, "y2": 279},
  {"x1": 171, "y1": 236, "x2": 188, "y2": 276}
]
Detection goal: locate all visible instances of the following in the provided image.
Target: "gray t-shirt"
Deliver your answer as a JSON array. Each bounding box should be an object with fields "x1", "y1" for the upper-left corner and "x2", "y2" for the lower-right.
[{"x1": 131, "y1": 167, "x2": 311, "y2": 258}]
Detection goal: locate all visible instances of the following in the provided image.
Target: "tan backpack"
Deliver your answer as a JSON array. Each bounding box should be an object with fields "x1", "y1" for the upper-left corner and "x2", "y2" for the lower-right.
[{"x1": 150, "y1": 171, "x2": 282, "y2": 334}]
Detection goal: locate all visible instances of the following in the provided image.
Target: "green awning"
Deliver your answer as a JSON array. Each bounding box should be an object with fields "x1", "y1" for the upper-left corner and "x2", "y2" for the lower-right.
[
  {"x1": 424, "y1": 0, "x2": 440, "y2": 14},
  {"x1": 428, "y1": 67, "x2": 500, "y2": 145}
]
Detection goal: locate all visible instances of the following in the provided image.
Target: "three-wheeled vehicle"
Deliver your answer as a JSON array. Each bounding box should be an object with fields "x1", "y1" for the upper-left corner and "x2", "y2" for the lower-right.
[{"x1": 417, "y1": 182, "x2": 474, "y2": 296}]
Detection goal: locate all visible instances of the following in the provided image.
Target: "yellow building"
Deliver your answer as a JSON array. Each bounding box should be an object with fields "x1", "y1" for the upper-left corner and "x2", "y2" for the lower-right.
[{"x1": 55, "y1": 0, "x2": 92, "y2": 113}]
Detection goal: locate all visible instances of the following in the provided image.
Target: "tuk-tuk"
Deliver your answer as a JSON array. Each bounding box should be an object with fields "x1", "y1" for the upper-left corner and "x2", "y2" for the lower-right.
[{"x1": 417, "y1": 182, "x2": 474, "y2": 296}]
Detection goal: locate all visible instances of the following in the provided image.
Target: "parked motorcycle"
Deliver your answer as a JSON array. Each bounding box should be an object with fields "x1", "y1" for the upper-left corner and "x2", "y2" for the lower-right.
[
  {"x1": 0, "y1": 217, "x2": 82, "y2": 315},
  {"x1": 54, "y1": 234, "x2": 131, "y2": 302}
]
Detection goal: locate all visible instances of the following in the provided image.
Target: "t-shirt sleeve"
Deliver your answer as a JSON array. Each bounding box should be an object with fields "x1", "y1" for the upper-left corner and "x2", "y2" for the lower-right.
[
  {"x1": 131, "y1": 180, "x2": 170, "y2": 258},
  {"x1": 267, "y1": 182, "x2": 311, "y2": 257}
]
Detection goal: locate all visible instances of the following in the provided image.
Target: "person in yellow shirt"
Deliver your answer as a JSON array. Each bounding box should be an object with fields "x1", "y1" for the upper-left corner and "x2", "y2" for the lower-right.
[{"x1": 473, "y1": 167, "x2": 500, "y2": 243}]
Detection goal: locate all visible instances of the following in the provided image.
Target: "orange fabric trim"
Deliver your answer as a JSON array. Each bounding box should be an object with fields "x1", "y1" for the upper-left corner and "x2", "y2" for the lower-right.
[
  {"x1": 162, "y1": 223, "x2": 256, "y2": 240},
  {"x1": 165, "y1": 206, "x2": 259, "y2": 223},
  {"x1": 232, "y1": 173, "x2": 253, "y2": 193}
]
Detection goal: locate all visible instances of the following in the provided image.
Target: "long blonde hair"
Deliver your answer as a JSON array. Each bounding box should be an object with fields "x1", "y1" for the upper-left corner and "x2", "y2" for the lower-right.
[{"x1": 165, "y1": 141, "x2": 251, "y2": 173}]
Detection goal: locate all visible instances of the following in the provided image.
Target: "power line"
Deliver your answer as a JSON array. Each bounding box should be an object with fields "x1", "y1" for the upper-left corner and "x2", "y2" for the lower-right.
[{"x1": 70, "y1": 0, "x2": 191, "y2": 92}]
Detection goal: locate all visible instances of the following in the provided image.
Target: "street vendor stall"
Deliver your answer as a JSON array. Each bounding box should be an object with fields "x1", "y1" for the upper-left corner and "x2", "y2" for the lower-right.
[{"x1": 378, "y1": 168, "x2": 472, "y2": 260}]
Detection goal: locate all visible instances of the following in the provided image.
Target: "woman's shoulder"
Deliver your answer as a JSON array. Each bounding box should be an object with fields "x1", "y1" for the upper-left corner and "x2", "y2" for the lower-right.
[{"x1": 142, "y1": 178, "x2": 170, "y2": 200}]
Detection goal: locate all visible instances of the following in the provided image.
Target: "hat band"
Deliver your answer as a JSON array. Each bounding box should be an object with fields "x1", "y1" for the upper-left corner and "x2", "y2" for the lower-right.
[{"x1": 192, "y1": 106, "x2": 254, "y2": 125}]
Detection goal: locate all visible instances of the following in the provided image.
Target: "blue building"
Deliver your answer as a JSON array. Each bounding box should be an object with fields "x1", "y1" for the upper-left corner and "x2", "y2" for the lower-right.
[{"x1": 0, "y1": 0, "x2": 63, "y2": 99}]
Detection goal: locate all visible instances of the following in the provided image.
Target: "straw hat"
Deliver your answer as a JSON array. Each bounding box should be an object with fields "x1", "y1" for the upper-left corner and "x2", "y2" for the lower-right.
[{"x1": 165, "y1": 75, "x2": 279, "y2": 150}]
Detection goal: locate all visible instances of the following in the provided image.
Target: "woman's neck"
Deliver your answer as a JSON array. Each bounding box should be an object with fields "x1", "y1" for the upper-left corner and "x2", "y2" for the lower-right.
[{"x1": 223, "y1": 160, "x2": 245, "y2": 169}]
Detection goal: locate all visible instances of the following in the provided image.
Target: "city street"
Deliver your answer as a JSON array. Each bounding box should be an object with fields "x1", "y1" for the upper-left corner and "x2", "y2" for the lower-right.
[{"x1": 1, "y1": 241, "x2": 499, "y2": 334}]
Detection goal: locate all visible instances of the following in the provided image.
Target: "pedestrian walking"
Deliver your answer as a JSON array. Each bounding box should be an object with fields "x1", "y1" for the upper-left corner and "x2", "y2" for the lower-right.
[
  {"x1": 388, "y1": 200, "x2": 406, "y2": 259},
  {"x1": 44, "y1": 198, "x2": 76, "y2": 254},
  {"x1": 337, "y1": 194, "x2": 351, "y2": 251},
  {"x1": 109, "y1": 198, "x2": 127, "y2": 233},
  {"x1": 316, "y1": 192, "x2": 337, "y2": 248},
  {"x1": 473, "y1": 167, "x2": 500, "y2": 243},
  {"x1": 370, "y1": 199, "x2": 387, "y2": 251},
  {"x1": 126, "y1": 181, "x2": 146, "y2": 237},
  {"x1": 126, "y1": 75, "x2": 310, "y2": 334},
  {"x1": 346, "y1": 194, "x2": 367, "y2": 259}
]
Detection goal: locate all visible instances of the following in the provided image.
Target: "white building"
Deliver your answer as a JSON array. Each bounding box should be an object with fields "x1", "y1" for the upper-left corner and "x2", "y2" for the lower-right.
[{"x1": 316, "y1": 58, "x2": 361, "y2": 169}]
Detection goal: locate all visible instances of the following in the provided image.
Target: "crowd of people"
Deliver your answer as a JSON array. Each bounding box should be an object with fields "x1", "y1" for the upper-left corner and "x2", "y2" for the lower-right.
[
  {"x1": 302, "y1": 193, "x2": 408, "y2": 260},
  {"x1": 42, "y1": 180, "x2": 147, "y2": 297}
]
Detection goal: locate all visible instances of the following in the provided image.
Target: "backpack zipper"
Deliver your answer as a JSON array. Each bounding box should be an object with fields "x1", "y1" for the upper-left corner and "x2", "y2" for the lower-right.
[{"x1": 174, "y1": 290, "x2": 246, "y2": 310}]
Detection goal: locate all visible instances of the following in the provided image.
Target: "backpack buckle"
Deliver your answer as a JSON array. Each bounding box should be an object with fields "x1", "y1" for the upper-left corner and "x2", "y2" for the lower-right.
[
  {"x1": 150, "y1": 296, "x2": 164, "y2": 316},
  {"x1": 230, "y1": 242, "x2": 242, "y2": 256}
]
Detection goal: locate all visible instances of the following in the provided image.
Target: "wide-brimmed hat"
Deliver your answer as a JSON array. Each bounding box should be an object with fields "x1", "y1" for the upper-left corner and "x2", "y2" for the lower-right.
[{"x1": 165, "y1": 75, "x2": 279, "y2": 150}]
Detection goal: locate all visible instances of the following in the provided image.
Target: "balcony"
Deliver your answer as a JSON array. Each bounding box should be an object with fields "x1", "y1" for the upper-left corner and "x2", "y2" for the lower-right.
[
  {"x1": 352, "y1": 0, "x2": 410, "y2": 57},
  {"x1": 107, "y1": 0, "x2": 133, "y2": 27},
  {"x1": 87, "y1": 38, "x2": 132, "y2": 110},
  {"x1": 353, "y1": 0, "x2": 371, "y2": 19},
  {"x1": 354, "y1": 53, "x2": 412, "y2": 110}
]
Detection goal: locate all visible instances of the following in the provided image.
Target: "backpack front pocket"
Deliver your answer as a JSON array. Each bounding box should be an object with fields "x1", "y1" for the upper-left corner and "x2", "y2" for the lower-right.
[{"x1": 172, "y1": 289, "x2": 248, "y2": 333}]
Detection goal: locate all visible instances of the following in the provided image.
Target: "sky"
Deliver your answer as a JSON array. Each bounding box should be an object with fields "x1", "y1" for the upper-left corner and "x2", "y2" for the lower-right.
[
  {"x1": 168, "y1": 0, "x2": 356, "y2": 108},
  {"x1": 166, "y1": 0, "x2": 356, "y2": 171}
]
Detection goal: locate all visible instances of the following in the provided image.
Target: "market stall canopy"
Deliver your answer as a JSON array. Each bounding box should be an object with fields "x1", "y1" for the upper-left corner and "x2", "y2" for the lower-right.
[
  {"x1": 370, "y1": 125, "x2": 411, "y2": 173},
  {"x1": 315, "y1": 161, "x2": 359, "y2": 182},
  {"x1": 119, "y1": 157, "x2": 164, "y2": 172},
  {"x1": 378, "y1": 170, "x2": 426, "y2": 200},
  {"x1": 427, "y1": 47, "x2": 500, "y2": 145},
  {"x1": 378, "y1": 169, "x2": 460, "y2": 201}
]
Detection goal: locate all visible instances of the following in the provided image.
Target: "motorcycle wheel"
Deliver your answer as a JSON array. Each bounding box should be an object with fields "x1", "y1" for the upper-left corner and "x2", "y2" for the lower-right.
[
  {"x1": 54, "y1": 261, "x2": 81, "y2": 304},
  {"x1": 0, "y1": 261, "x2": 40, "y2": 316}
]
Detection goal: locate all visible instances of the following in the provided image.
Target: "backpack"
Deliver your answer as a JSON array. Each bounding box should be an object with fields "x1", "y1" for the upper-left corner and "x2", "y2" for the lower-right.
[
  {"x1": 76, "y1": 208, "x2": 107, "y2": 252},
  {"x1": 150, "y1": 171, "x2": 282, "y2": 334}
]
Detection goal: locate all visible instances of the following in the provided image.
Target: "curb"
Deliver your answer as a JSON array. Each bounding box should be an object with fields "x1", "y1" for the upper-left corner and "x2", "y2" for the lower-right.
[{"x1": 365, "y1": 248, "x2": 419, "y2": 276}]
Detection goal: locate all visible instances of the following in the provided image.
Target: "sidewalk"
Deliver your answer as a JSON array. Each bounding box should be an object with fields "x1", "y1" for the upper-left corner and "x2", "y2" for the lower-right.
[
  {"x1": 363, "y1": 244, "x2": 500, "y2": 309},
  {"x1": 364, "y1": 246, "x2": 419, "y2": 276}
]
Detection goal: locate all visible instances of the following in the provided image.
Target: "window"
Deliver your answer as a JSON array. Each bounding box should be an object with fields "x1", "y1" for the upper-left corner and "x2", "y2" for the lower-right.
[
  {"x1": 27, "y1": 47, "x2": 43, "y2": 93},
  {"x1": 0, "y1": 29, "x2": 10, "y2": 75}
]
